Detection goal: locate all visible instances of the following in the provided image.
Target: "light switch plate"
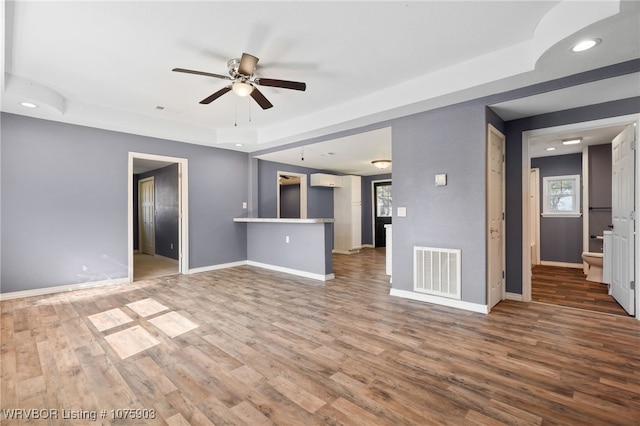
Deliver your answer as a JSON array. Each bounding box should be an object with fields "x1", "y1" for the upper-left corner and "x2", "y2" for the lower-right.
[
  {"x1": 435, "y1": 174, "x2": 447, "y2": 186},
  {"x1": 397, "y1": 207, "x2": 407, "y2": 217}
]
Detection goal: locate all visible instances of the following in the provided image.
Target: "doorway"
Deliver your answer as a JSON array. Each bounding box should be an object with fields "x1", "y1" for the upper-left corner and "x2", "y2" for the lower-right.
[
  {"x1": 277, "y1": 171, "x2": 307, "y2": 218},
  {"x1": 521, "y1": 115, "x2": 638, "y2": 319},
  {"x1": 128, "y1": 152, "x2": 189, "y2": 282},
  {"x1": 373, "y1": 181, "x2": 392, "y2": 247}
]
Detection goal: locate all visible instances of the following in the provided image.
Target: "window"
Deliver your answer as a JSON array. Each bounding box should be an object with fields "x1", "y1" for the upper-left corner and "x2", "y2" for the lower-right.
[{"x1": 542, "y1": 174, "x2": 581, "y2": 217}]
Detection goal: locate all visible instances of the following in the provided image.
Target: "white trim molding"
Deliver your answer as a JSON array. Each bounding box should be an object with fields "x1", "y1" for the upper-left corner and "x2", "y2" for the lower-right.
[
  {"x1": 506, "y1": 292, "x2": 524, "y2": 302},
  {"x1": 390, "y1": 288, "x2": 489, "y2": 314},
  {"x1": 247, "y1": 261, "x2": 335, "y2": 282},
  {"x1": 189, "y1": 261, "x2": 248, "y2": 275},
  {"x1": 0, "y1": 278, "x2": 129, "y2": 301},
  {"x1": 540, "y1": 261, "x2": 583, "y2": 269}
]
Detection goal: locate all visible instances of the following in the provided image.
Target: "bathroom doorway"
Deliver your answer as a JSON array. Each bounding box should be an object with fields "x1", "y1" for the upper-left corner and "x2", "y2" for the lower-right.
[{"x1": 523, "y1": 116, "x2": 637, "y2": 317}]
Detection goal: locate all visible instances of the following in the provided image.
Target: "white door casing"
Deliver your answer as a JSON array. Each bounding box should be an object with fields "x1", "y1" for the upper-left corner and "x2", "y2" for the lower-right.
[
  {"x1": 488, "y1": 124, "x2": 506, "y2": 310},
  {"x1": 530, "y1": 168, "x2": 541, "y2": 266},
  {"x1": 611, "y1": 124, "x2": 636, "y2": 315},
  {"x1": 139, "y1": 177, "x2": 155, "y2": 255}
]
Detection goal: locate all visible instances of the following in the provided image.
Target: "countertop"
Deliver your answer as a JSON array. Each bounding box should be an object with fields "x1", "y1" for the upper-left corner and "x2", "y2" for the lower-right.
[{"x1": 233, "y1": 218, "x2": 335, "y2": 224}]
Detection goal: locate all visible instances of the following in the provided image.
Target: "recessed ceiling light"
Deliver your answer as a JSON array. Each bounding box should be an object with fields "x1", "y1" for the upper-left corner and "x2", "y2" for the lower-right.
[
  {"x1": 546, "y1": 147, "x2": 557, "y2": 151},
  {"x1": 20, "y1": 102, "x2": 38, "y2": 108},
  {"x1": 562, "y1": 138, "x2": 582, "y2": 145},
  {"x1": 235, "y1": 143, "x2": 243, "y2": 147},
  {"x1": 571, "y1": 38, "x2": 600, "y2": 52}
]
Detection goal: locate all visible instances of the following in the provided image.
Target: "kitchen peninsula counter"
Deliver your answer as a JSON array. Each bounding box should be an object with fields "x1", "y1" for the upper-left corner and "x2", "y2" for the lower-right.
[{"x1": 234, "y1": 217, "x2": 335, "y2": 281}]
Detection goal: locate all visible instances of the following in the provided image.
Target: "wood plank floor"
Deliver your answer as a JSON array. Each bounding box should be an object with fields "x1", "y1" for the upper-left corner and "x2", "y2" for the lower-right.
[
  {"x1": 532, "y1": 264, "x2": 629, "y2": 316},
  {"x1": 2, "y1": 248, "x2": 640, "y2": 425}
]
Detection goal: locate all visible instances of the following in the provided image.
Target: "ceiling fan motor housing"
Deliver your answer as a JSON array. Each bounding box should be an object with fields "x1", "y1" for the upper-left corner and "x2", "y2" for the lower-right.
[{"x1": 228, "y1": 58, "x2": 249, "y2": 78}]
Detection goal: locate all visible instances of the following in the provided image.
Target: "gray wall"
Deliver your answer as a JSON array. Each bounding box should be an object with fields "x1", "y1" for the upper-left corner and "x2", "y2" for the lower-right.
[
  {"x1": 257, "y1": 160, "x2": 335, "y2": 219},
  {"x1": 588, "y1": 143, "x2": 612, "y2": 252},
  {"x1": 135, "y1": 163, "x2": 180, "y2": 260},
  {"x1": 280, "y1": 184, "x2": 301, "y2": 218},
  {"x1": 1, "y1": 113, "x2": 248, "y2": 293},
  {"x1": 246, "y1": 222, "x2": 333, "y2": 276},
  {"x1": 392, "y1": 101, "x2": 488, "y2": 305},
  {"x1": 531, "y1": 154, "x2": 583, "y2": 264}
]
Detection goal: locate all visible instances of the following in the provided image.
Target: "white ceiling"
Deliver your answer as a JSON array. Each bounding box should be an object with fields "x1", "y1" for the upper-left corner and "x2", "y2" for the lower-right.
[{"x1": 2, "y1": 1, "x2": 639, "y2": 174}]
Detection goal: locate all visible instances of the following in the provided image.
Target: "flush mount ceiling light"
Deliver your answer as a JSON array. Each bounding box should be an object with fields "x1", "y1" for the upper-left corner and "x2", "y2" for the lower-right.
[
  {"x1": 372, "y1": 160, "x2": 392, "y2": 170},
  {"x1": 231, "y1": 81, "x2": 254, "y2": 97},
  {"x1": 20, "y1": 101, "x2": 38, "y2": 108},
  {"x1": 546, "y1": 147, "x2": 557, "y2": 151},
  {"x1": 571, "y1": 38, "x2": 601, "y2": 52},
  {"x1": 562, "y1": 138, "x2": 582, "y2": 145}
]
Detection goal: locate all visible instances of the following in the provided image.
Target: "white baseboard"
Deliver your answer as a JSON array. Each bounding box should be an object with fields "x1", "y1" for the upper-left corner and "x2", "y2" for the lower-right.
[
  {"x1": 389, "y1": 288, "x2": 489, "y2": 314},
  {"x1": 540, "y1": 261, "x2": 583, "y2": 269},
  {"x1": 0, "y1": 277, "x2": 130, "y2": 301},
  {"x1": 332, "y1": 248, "x2": 361, "y2": 255},
  {"x1": 188, "y1": 260, "x2": 247, "y2": 275},
  {"x1": 505, "y1": 292, "x2": 524, "y2": 302},
  {"x1": 246, "y1": 261, "x2": 334, "y2": 281},
  {"x1": 361, "y1": 244, "x2": 375, "y2": 249}
]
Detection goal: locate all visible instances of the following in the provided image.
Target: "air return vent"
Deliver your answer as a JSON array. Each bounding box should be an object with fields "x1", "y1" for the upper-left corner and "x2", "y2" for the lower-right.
[{"x1": 414, "y1": 246, "x2": 461, "y2": 299}]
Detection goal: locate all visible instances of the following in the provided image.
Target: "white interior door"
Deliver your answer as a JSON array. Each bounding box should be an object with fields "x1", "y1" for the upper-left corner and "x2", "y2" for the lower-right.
[
  {"x1": 611, "y1": 125, "x2": 636, "y2": 315},
  {"x1": 140, "y1": 177, "x2": 155, "y2": 255},
  {"x1": 487, "y1": 125, "x2": 505, "y2": 309}
]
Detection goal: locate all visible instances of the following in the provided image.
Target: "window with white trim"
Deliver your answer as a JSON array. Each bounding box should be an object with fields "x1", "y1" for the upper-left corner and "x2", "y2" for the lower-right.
[{"x1": 542, "y1": 174, "x2": 581, "y2": 217}]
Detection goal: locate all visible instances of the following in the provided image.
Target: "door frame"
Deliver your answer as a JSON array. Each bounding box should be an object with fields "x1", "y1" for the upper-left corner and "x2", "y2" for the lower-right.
[
  {"x1": 128, "y1": 152, "x2": 189, "y2": 282},
  {"x1": 521, "y1": 114, "x2": 639, "y2": 319},
  {"x1": 530, "y1": 168, "x2": 541, "y2": 266},
  {"x1": 138, "y1": 176, "x2": 155, "y2": 255},
  {"x1": 371, "y1": 179, "x2": 392, "y2": 248},
  {"x1": 487, "y1": 124, "x2": 506, "y2": 310}
]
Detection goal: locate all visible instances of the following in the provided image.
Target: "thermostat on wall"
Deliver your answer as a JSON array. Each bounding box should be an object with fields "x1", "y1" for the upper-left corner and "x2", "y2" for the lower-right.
[{"x1": 435, "y1": 173, "x2": 447, "y2": 186}]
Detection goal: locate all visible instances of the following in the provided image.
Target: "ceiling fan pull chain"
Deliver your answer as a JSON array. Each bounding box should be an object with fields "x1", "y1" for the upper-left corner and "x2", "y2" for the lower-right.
[
  {"x1": 234, "y1": 101, "x2": 238, "y2": 127},
  {"x1": 248, "y1": 97, "x2": 252, "y2": 123}
]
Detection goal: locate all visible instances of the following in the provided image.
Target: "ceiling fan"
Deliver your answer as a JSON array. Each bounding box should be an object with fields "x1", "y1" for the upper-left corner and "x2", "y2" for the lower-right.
[{"x1": 173, "y1": 52, "x2": 306, "y2": 110}]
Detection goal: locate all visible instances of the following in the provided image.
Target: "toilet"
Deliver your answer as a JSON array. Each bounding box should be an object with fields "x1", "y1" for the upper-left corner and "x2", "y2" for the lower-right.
[{"x1": 582, "y1": 252, "x2": 604, "y2": 282}]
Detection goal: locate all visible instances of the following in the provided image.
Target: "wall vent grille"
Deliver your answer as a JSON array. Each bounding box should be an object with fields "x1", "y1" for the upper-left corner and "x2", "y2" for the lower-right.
[{"x1": 413, "y1": 246, "x2": 461, "y2": 299}]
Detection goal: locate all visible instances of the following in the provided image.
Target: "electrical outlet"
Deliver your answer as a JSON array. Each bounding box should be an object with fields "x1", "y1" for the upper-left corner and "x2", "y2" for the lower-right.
[
  {"x1": 286, "y1": 236, "x2": 290, "y2": 243},
  {"x1": 242, "y1": 202, "x2": 247, "y2": 209},
  {"x1": 170, "y1": 243, "x2": 174, "y2": 249}
]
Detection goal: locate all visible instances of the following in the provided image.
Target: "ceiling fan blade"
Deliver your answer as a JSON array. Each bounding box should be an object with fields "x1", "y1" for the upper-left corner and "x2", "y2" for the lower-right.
[
  {"x1": 250, "y1": 87, "x2": 273, "y2": 109},
  {"x1": 172, "y1": 68, "x2": 231, "y2": 80},
  {"x1": 199, "y1": 86, "x2": 232, "y2": 104},
  {"x1": 238, "y1": 53, "x2": 259, "y2": 76},
  {"x1": 254, "y1": 78, "x2": 306, "y2": 91}
]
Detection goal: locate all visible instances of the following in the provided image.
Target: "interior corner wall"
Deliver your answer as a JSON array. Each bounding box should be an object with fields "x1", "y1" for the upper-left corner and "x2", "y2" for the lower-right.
[
  {"x1": 391, "y1": 101, "x2": 488, "y2": 305},
  {"x1": 0, "y1": 113, "x2": 249, "y2": 293}
]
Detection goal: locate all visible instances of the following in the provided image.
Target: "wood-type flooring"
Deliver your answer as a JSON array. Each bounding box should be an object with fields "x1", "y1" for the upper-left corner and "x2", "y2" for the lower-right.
[
  {"x1": 532, "y1": 264, "x2": 629, "y2": 316},
  {"x1": 2, "y1": 249, "x2": 640, "y2": 425}
]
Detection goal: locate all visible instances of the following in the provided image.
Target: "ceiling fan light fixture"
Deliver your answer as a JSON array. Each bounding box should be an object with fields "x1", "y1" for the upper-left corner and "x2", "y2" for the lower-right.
[
  {"x1": 232, "y1": 81, "x2": 254, "y2": 97},
  {"x1": 372, "y1": 160, "x2": 391, "y2": 170}
]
